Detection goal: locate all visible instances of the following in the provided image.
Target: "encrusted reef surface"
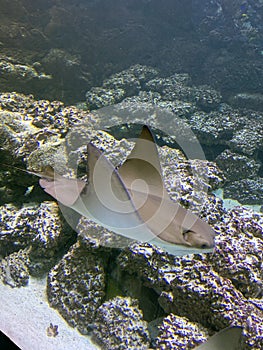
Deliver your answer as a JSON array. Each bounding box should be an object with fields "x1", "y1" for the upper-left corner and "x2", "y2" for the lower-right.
[
  {"x1": 0, "y1": 91, "x2": 262, "y2": 349},
  {"x1": 86, "y1": 65, "x2": 263, "y2": 206}
]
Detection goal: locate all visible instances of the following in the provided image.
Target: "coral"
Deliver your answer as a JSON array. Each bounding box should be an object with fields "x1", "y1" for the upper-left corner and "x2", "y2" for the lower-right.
[
  {"x1": 47, "y1": 238, "x2": 106, "y2": 334},
  {"x1": 93, "y1": 296, "x2": 150, "y2": 350}
]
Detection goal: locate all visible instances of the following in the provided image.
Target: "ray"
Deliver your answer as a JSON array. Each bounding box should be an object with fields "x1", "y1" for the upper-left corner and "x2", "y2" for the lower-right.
[
  {"x1": 194, "y1": 326, "x2": 242, "y2": 350},
  {"x1": 118, "y1": 125, "x2": 215, "y2": 250},
  {"x1": 4, "y1": 125, "x2": 215, "y2": 256}
]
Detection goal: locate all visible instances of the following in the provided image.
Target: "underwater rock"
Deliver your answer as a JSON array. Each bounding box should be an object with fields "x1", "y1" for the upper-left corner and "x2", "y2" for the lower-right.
[
  {"x1": 118, "y1": 239, "x2": 263, "y2": 349},
  {"x1": 0, "y1": 201, "x2": 75, "y2": 276},
  {"x1": 228, "y1": 123, "x2": 263, "y2": 156},
  {"x1": 0, "y1": 56, "x2": 51, "y2": 85},
  {"x1": 156, "y1": 100, "x2": 197, "y2": 118},
  {"x1": 86, "y1": 65, "x2": 159, "y2": 109},
  {"x1": 77, "y1": 218, "x2": 133, "y2": 249},
  {"x1": 145, "y1": 75, "x2": 221, "y2": 112},
  {"x1": 0, "y1": 92, "x2": 95, "y2": 165},
  {"x1": 208, "y1": 207, "x2": 263, "y2": 298},
  {"x1": 145, "y1": 73, "x2": 193, "y2": 101},
  {"x1": 86, "y1": 86, "x2": 126, "y2": 109},
  {"x1": 0, "y1": 248, "x2": 30, "y2": 288},
  {"x1": 47, "y1": 238, "x2": 106, "y2": 335},
  {"x1": 188, "y1": 110, "x2": 243, "y2": 145},
  {"x1": 223, "y1": 178, "x2": 263, "y2": 205},
  {"x1": 102, "y1": 71, "x2": 141, "y2": 96},
  {"x1": 192, "y1": 85, "x2": 222, "y2": 112},
  {"x1": 215, "y1": 149, "x2": 261, "y2": 181},
  {"x1": 126, "y1": 64, "x2": 159, "y2": 85},
  {"x1": 155, "y1": 314, "x2": 209, "y2": 350},
  {"x1": 229, "y1": 93, "x2": 263, "y2": 112},
  {"x1": 92, "y1": 296, "x2": 150, "y2": 350}
]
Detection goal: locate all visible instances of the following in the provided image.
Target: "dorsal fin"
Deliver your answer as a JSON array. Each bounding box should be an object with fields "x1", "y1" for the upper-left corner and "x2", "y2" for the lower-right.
[{"x1": 118, "y1": 125, "x2": 169, "y2": 199}]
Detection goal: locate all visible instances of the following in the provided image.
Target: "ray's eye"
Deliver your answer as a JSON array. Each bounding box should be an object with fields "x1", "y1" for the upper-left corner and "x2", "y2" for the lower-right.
[
  {"x1": 200, "y1": 243, "x2": 209, "y2": 249},
  {"x1": 182, "y1": 229, "x2": 191, "y2": 240}
]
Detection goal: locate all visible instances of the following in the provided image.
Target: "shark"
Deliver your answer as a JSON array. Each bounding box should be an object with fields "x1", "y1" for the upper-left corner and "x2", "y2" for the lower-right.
[{"x1": 19, "y1": 125, "x2": 216, "y2": 256}]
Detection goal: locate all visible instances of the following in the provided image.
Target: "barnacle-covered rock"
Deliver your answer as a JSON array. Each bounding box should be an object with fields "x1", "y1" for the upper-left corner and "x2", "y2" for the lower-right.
[
  {"x1": 156, "y1": 100, "x2": 197, "y2": 118},
  {"x1": 0, "y1": 201, "x2": 75, "y2": 276},
  {"x1": 145, "y1": 73, "x2": 193, "y2": 102},
  {"x1": 0, "y1": 248, "x2": 30, "y2": 288},
  {"x1": 192, "y1": 85, "x2": 222, "y2": 111},
  {"x1": 92, "y1": 296, "x2": 150, "y2": 350},
  {"x1": 0, "y1": 92, "x2": 94, "y2": 159},
  {"x1": 208, "y1": 207, "x2": 263, "y2": 298},
  {"x1": 0, "y1": 56, "x2": 51, "y2": 85},
  {"x1": 77, "y1": 218, "x2": 133, "y2": 249},
  {"x1": 223, "y1": 178, "x2": 263, "y2": 205},
  {"x1": 0, "y1": 92, "x2": 36, "y2": 112},
  {"x1": 127, "y1": 64, "x2": 159, "y2": 85},
  {"x1": 156, "y1": 314, "x2": 209, "y2": 350},
  {"x1": 103, "y1": 71, "x2": 141, "y2": 96},
  {"x1": 47, "y1": 238, "x2": 106, "y2": 334},
  {"x1": 229, "y1": 93, "x2": 263, "y2": 112},
  {"x1": 118, "y1": 238, "x2": 263, "y2": 349},
  {"x1": 228, "y1": 123, "x2": 263, "y2": 156},
  {"x1": 216, "y1": 149, "x2": 261, "y2": 181},
  {"x1": 188, "y1": 110, "x2": 243, "y2": 145},
  {"x1": 86, "y1": 86, "x2": 125, "y2": 109}
]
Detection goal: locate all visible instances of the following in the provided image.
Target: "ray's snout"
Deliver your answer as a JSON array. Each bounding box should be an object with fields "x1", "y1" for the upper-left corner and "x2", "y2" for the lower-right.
[{"x1": 183, "y1": 227, "x2": 215, "y2": 249}]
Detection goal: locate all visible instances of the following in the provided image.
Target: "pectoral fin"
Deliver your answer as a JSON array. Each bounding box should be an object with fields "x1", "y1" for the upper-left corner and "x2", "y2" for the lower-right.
[
  {"x1": 39, "y1": 176, "x2": 86, "y2": 206},
  {"x1": 194, "y1": 326, "x2": 242, "y2": 350}
]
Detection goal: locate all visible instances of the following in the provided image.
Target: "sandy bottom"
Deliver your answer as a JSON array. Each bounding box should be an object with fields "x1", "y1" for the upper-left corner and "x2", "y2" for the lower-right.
[{"x1": 0, "y1": 277, "x2": 99, "y2": 350}]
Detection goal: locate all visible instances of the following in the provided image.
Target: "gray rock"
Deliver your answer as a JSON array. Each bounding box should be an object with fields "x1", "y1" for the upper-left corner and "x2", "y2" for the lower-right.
[
  {"x1": 188, "y1": 110, "x2": 244, "y2": 145},
  {"x1": 208, "y1": 207, "x2": 263, "y2": 298},
  {"x1": 223, "y1": 178, "x2": 263, "y2": 205},
  {"x1": 0, "y1": 202, "x2": 75, "y2": 276},
  {"x1": 145, "y1": 73, "x2": 193, "y2": 102},
  {"x1": 0, "y1": 248, "x2": 30, "y2": 288},
  {"x1": 192, "y1": 85, "x2": 222, "y2": 111},
  {"x1": 117, "y1": 214, "x2": 263, "y2": 350},
  {"x1": 229, "y1": 93, "x2": 263, "y2": 112},
  {"x1": 47, "y1": 238, "x2": 106, "y2": 335},
  {"x1": 86, "y1": 86, "x2": 125, "y2": 109},
  {"x1": 0, "y1": 56, "x2": 51, "y2": 83},
  {"x1": 103, "y1": 71, "x2": 141, "y2": 96},
  {"x1": 156, "y1": 314, "x2": 209, "y2": 350},
  {"x1": 93, "y1": 296, "x2": 150, "y2": 350},
  {"x1": 228, "y1": 123, "x2": 263, "y2": 156},
  {"x1": 216, "y1": 149, "x2": 261, "y2": 181}
]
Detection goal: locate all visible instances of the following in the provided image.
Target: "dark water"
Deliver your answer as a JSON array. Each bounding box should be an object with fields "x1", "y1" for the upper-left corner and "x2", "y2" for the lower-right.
[{"x1": 0, "y1": 0, "x2": 262, "y2": 103}]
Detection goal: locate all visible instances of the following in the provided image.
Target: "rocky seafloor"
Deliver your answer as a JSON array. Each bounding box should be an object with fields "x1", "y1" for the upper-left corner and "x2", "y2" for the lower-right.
[{"x1": 0, "y1": 66, "x2": 262, "y2": 349}]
